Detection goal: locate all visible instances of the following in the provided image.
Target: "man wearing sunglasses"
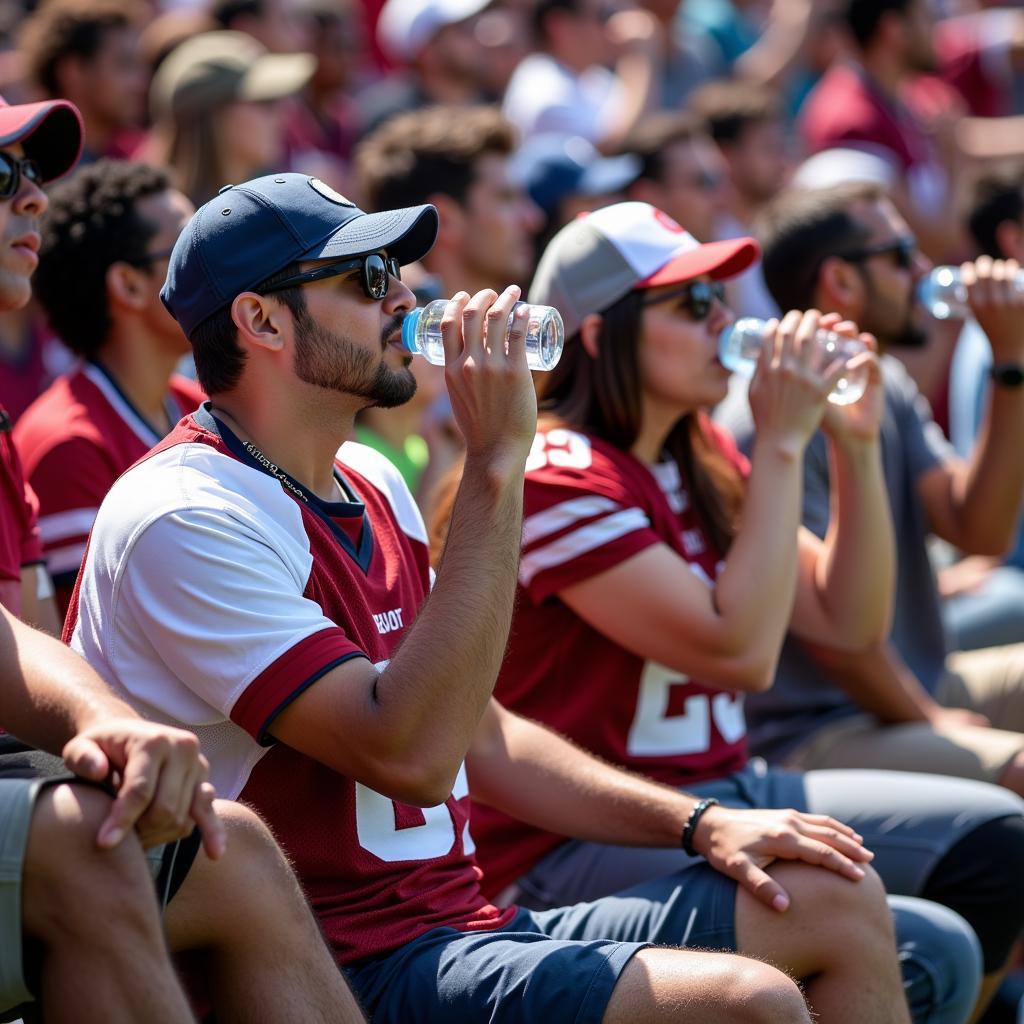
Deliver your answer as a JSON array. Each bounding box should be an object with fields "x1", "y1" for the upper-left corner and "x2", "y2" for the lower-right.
[
  {"x1": 14, "y1": 160, "x2": 204, "y2": 618},
  {"x1": 64, "y1": 170, "x2": 957, "y2": 1022},
  {"x1": 717, "y1": 182, "x2": 1024, "y2": 988}
]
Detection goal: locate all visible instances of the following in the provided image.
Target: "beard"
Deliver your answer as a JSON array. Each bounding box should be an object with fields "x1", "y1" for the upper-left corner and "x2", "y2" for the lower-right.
[{"x1": 293, "y1": 310, "x2": 417, "y2": 409}]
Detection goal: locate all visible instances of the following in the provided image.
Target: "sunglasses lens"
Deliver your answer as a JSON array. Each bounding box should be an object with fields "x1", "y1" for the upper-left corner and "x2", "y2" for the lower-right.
[
  {"x1": 387, "y1": 257, "x2": 401, "y2": 281},
  {"x1": 21, "y1": 160, "x2": 40, "y2": 185},
  {"x1": 0, "y1": 155, "x2": 16, "y2": 198},
  {"x1": 688, "y1": 283, "x2": 712, "y2": 321},
  {"x1": 364, "y1": 254, "x2": 389, "y2": 299}
]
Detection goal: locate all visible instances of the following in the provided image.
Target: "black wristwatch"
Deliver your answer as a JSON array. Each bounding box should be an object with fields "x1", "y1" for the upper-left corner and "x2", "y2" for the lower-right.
[{"x1": 989, "y1": 362, "x2": 1024, "y2": 388}]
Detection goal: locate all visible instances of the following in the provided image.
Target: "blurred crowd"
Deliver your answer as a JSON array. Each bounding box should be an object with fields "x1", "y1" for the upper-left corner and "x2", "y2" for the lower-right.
[{"x1": 4, "y1": 0, "x2": 1024, "y2": 1020}]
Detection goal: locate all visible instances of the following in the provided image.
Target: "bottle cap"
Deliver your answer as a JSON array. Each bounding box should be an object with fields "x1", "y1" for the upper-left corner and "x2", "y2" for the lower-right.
[{"x1": 401, "y1": 308, "x2": 423, "y2": 353}]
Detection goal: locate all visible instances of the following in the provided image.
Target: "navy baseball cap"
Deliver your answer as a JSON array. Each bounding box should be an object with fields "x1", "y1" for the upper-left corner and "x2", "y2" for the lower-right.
[{"x1": 161, "y1": 173, "x2": 439, "y2": 338}]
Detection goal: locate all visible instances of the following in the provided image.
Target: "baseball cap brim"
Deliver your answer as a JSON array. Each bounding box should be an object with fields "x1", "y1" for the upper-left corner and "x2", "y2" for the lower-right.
[
  {"x1": 238, "y1": 53, "x2": 316, "y2": 104},
  {"x1": 303, "y1": 203, "x2": 439, "y2": 266},
  {"x1": 637, "y1": 236, "x2": 760, "y2": 288},
  {"x1": 0, "y1": 99, "x2": 83, "y2": 183}
]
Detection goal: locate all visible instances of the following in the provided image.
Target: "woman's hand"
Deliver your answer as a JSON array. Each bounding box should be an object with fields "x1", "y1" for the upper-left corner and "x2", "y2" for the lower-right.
[
  {"x1": 748, "y1": 309, "x2": 842, "y2": 456},
  {"x1": 819, "y1": 314, "x2": 884, "y2": 447},
  {"x1": 691, "y1": 803, "x2": 874, "y2": 912}
]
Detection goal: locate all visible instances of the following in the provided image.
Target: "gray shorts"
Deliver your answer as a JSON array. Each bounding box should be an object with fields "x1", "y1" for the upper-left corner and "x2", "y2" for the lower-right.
[
  {"x1": 0, "y1": 775, "x2": 174, "y2": 1013},
  {"x1": 511, "y1": 759, "x2": 1024, "y2": 907}
]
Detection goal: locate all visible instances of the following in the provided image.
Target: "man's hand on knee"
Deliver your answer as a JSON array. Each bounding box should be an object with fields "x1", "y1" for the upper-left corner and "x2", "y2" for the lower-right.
[{"x1": 62, "y1": 719, "x2": 225, "y2": 859}]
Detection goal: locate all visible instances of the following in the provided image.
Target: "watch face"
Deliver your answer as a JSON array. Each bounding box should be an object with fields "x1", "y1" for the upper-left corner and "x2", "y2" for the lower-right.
[{"x1": 992, "y1": 364, "x2": 1024, "y2": 387}]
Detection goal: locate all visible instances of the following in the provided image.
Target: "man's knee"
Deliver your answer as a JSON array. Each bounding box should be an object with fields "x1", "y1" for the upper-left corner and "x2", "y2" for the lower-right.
[
  {"x1": 722, "y1": 959, "x2": 809, "y2": 1024},
  {"x1": 23, "y1": 784, "x2": 155, "y2": 940}
]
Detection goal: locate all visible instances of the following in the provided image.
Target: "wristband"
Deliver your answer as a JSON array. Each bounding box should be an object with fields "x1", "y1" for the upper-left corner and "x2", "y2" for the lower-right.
[{"x1": 681, "y1": 797, "x2": 719, "y2": 856}]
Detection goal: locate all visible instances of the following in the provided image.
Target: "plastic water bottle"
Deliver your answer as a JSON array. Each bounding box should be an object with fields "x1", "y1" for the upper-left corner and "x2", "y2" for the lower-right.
[
  {"x1": 918, "y1": 264, "x2": 1024, "y2": 320},
  {"x1": 918, "y1": 266, "x2": 970, "y2": 320},
  {"x1": 402, "y1": 300, "x2": 564, "y2": 370},
  {"x1": 719, "y1": 317, "x2": 870, "y2": 407}
]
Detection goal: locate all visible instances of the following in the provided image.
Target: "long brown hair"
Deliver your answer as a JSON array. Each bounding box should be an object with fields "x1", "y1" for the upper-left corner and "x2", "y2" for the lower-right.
[{"x1": 537, "y1": 290, "x2": 745, "y2": 555}]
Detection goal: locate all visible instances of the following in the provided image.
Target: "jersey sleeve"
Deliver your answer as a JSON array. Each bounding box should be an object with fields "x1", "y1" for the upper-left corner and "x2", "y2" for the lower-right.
[
  {"x1": 27, "y1": 437, "x2": 118, "y2": 585},
  {"x1": 0, "y1": 433, "x2": 42, "y2": 568},
  {"x1": 519, "y1": 429, "x2": 661, "y2": 604},
  {"x1": 116, "y1": 505, "x2": 366, "y2": 744},
  {"x1": 886, "y1": 359, "x2": 955, "y2": 482}
]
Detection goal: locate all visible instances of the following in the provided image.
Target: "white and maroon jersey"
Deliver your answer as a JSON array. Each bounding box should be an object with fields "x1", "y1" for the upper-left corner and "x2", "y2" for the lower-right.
[
  {"x1": 0, "y1": 406, "x2": 42, "y2": 618},
  {"x1": 474, "y1": 419, "x2": 750, "y2": 895},
  {"x1": 67, "y1": 404, "x2": 514, "y2": 964},
  {"x1": 14, "y1": 362, "x2": 204, "y2": 614}
]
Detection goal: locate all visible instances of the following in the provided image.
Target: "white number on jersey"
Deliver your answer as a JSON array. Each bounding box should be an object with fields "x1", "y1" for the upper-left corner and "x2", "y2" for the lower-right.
[
  {"x1": 355, "y1": 763, "x2": 476, "y2": 863},
  {"x1": 526, "y1": 429, "x2": 593, "y2": 474},
  {"x1": 626, "y1": 661, "x2": 745, "y2": 757}
]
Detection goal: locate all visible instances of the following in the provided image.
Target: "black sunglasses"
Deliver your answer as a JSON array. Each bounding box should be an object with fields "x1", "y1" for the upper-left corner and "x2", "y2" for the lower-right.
[
  {"x1": 263, "y1": 252, "x2": 401, "y2": 301},
  {"x1": 837, "y1": 236, "x2": 917, "y2": 272},
  {"x1": 642, "y1": 280, "x2": 726, "y2": 321},
  {"x1": 0, "y1": 152, "x2": 41, "y2": 200}
]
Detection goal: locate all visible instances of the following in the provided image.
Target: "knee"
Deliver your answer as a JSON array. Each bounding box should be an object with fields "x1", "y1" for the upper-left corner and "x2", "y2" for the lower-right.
[
  {"x1": 722, "y1": 960, "x2": 809, "y2": 1024},
  {"x1": 23, "y1": 784, "x2": 155, "y2": 940},
  {"x1": 789, "y1": 862, "x2": 894, "y2": 947}
]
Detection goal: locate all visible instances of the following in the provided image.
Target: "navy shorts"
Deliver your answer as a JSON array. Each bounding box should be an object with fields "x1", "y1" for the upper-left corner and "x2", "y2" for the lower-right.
[{"x1": 346, "y1": 864, "x2": 735, "y2": 1024}]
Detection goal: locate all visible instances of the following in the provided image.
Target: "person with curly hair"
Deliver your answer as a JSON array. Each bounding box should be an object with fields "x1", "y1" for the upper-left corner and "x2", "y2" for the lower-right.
[{"x1": 14, "y1": 159, "x2": 203, "y2": 614}]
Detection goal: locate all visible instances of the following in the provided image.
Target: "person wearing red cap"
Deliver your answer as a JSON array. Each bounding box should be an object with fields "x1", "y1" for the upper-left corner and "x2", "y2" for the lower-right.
[
  {"x1": 0, "y1": 103, "x2": 364, "y2": 1023},
  {"x1": 447, "y1": 200, "x2": 1024, "y2": 1021}
]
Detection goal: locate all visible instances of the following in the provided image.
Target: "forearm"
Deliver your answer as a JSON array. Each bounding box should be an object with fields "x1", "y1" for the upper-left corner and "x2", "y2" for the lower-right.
[
  {"x1": 600, "y1": 51, "x2": 661, "y2": 151},
  {"x1": 0, "y1": 606, "x2": 138, "y2": 752},
  {"x1": 801, "y1": 638, "x2": 937, "y2": 724},
  {"x1": 374, "y1": 456, "x2": 525, "y2": 788},
  {"x1": 468, "y1": 704, "x2": 694, "y2": 846},
  {"x1": 954, "y1": 386, "x2": 1024, "y2": 553},
  {"x1": 713, "y1": 437, "x2": 804, "y2": 657},
  {"x1": 816, "y1": 438, "x2": 894, "y2": 644}
]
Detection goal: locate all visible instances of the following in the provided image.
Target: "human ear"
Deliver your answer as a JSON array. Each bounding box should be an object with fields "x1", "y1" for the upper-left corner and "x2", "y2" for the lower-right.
[
  {"x1": 579, "y1": 312, "x2": 603, "y2": 359},
  {"x1": 231, "y1": 293, "x2": 287, "y2": 353}
]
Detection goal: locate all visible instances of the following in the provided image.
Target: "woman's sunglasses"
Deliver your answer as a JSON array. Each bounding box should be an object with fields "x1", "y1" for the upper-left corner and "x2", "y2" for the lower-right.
[
  {"x1": 641, "y1": 280, "x2": 726, "y2": 321},
  {"x1": 0, "y1": 153, "x2": 41, "y2": 199},
  {"x1": 263, "y1": 252, "x2": 401, "y2": 301}
]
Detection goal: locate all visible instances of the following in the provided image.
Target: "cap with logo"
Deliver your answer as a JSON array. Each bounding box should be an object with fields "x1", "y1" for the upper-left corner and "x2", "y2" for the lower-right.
[
  {"x1": 150, "y1": 31, "x2": 315, "y2": 120},
  {"x1": 161, "y1": 173, "x2": 438, "y2": 338},
  {"x1": 377, "y1": 0, "x2": 492, "y2": 62},
  {"x1": 528, "y1": 201, "x2": 759, "y2": 338},
  {"x1": 0, "y1": 95, "x2": 83, "y2": 183}
]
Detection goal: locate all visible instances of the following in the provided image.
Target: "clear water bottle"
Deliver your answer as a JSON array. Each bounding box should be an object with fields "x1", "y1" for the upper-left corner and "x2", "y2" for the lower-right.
[
  {"x1": 719, "y1": 316, "x2": 870, "y2": 407},
  {"x1": 918, "y1": 266, "x2": 969, "y2": 320},
  {"x1": 402, "y1": 299, "x2": 564, "y2": 370}
]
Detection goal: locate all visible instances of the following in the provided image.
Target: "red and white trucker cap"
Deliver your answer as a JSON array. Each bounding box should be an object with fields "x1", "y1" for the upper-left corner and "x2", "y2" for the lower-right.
[
  {"x1": 0, "y1": 96, "x2": 83, "y2": 183},
  {"x1": 528, "y1": 201, "x2": 760, "y2": 338}
]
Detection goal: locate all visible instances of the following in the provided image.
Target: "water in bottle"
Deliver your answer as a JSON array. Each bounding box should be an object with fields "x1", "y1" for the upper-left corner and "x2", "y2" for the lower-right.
[
  {"x1": 402, "y1": 299, "x2": 564, "y2": 370},
  {"x1": 918, "y1": 267, "x2": 969, "y2": 320},
  {"x1": 718, "y1": 316, "x2": 869, "y2": 406}
]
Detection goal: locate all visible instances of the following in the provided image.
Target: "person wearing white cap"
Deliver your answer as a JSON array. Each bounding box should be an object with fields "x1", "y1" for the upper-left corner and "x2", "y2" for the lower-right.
[
  {"x1": 454, "y1": 199, "x2": 1024, "y2": 1022},
  {"x1": 363, "y1": 0, "x2": 494, "y2": 134}
]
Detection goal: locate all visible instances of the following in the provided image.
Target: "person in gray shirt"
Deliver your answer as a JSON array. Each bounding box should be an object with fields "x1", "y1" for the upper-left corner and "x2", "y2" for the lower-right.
[{"x1": 716, "y1": 180, "x2": 1024, "y2": 797}]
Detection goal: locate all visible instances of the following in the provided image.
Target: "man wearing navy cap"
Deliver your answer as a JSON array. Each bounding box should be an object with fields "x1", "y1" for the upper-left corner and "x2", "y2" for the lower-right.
[{"x1": 69, "y1": 171, "x2": 924, "y2": 1022}]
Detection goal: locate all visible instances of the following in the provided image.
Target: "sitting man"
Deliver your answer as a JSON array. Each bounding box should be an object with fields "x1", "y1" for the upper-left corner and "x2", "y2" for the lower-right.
[{"x1": 68, "y1": 170, "x2": 981, "y2": 1023}]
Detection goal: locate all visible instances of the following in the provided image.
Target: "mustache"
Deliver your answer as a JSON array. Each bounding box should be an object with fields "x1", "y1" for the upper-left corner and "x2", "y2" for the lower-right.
[{"x1": 382, "y1": 313, "x2": 405, "y2": 348}]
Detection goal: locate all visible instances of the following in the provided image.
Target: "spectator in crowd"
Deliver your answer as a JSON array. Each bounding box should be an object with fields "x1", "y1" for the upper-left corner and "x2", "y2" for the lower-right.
[
  {"x1": 715, "y1": 182, "x2": 1024, "y2": 807},
  {"x1": 502, "y1": 0, "x2": 663, "y2": 150},
  {"x1": 0, "y1": 88, "x2": 363, "y2": 1024},
  {"x1": 69, "y1": 169, "x2": 941, "y2": 1024},
  {"x1": 940, "y1": 167, "x2": 1024, "y2": 651},
  {"x1": 688, "y1": 77, "x2": 788, "y2": 318},
  {"x1": 282, "y1": 0, "x2": 363, "y2": 190},
  {"x1": 508, "y1": 133, "x2": 640, "y2": 262},
  {"x1": 356, "y1": 105, "x2": 542, "y2": 297},
  {"x1": 633, "y1": 0, "x2": 714, "y2": 108},
  {"x1": 799, "y1": 0, "x2": 965, "y2": 261},
  {"x1": 144, "y1": 31, "x2": 314, "y2": 206},
  {"x1": 366, "y1": 0, "x2": 494, "y2": 135},
  {"x1": 15, "y1": 161, "x2": 204, "y2": 616},
  {"x1": 619, "y1": 111, "x2": 729, "y2": 243},
  {"x1": 446, "y1": 198, "x2": 1024, "y2": 1021},
  {"x1": 209, "y1": 0, "x2": 312, "y2": 52},
  {"x1": 18, "y1": 0, "x2": 148, "y2": 163}
]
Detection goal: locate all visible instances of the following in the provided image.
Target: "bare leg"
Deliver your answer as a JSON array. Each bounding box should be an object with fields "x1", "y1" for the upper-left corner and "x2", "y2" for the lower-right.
[
  {"x1": 164, "y1": 800, "x2": 364, "y2": 1023},
  {"x1": 997, "y1": 751, "x2": 1024, "y2": 798},
  {"x1": 22, "y1": 783, "x2": 196, "y2": 1023},
  {"x1": 736, "y1": 863, "x2": 910, "y2": 1024},
  {"x1": 604, "y1": 947, "x2": 810, "y2": 1024}
]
